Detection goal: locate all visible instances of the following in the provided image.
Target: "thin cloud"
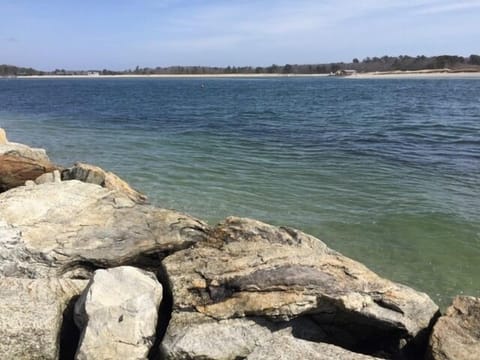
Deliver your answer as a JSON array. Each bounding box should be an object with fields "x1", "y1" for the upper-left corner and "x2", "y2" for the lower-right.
[{"x1": 413, "y1": 0, "x2": 480, "y2": 15}]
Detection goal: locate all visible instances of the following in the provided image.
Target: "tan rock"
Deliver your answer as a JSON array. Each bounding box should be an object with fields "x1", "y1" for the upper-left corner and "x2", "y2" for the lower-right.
[
  {"x1": 0, "y1": 277, "x2": 87, "y2": 360},
  {"x1": 62, "y1": 162, "x2": 147, "y2": 203},
  {"x1": 162, "y1": 217, "x2": 439, "y2": 358},
  {"x1": 35, "y1": 169, "x2": 61, "y2": 184},
  {"x1": 74, "y1": 266, "x2": 163, "y2": 360},
  {"x1": 427, "y1": 296, "x2": 480, "y2": 360},
  {"x1": 0, "y1": 181, "x2": 208, "y2": 278},
  {"x1": 0, "y1": 128, "x2": 7, "y2": 144},
  {"x1": 0, "y1": 153, "x2": 56, "y2": 191}
]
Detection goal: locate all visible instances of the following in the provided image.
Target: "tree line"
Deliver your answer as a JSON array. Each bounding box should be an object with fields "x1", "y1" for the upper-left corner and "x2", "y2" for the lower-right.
[{"x1": 2, "y1": 54, "x2": 480, "y2": 76}]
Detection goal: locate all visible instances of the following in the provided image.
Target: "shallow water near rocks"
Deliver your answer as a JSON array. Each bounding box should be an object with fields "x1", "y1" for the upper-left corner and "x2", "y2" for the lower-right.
[{"x1": 1, "y1": 77, "x2": 479, "y2": 308}]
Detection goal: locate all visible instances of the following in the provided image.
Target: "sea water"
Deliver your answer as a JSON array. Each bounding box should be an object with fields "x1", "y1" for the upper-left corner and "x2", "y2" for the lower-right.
[{"x1": 0, "y1": 77, "x2": 479, "y2": 307}]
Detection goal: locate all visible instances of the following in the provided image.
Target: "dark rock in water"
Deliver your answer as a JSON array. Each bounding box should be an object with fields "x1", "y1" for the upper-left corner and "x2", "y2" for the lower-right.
[
  {"x1": 62, "y1": 162, "x2": 147, "y2": 204},
  {"x1": 74, "y1": 266, "x2": 163, "y2": 359},
  {"x1": 0, "y1": 181, "x2": 208, "y2": 279},
  {"x1": 427, "y1": 296, "x2": 480, "y2": 360},
  {"x1": 161, "y1": 216, "x2": 439, "y2": 359},
  {"x1": 0, "y1": 277, "x2": 87, "y2": 359}
]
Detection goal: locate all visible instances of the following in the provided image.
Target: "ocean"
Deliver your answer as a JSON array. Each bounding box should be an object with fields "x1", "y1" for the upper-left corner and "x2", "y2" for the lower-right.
[{"x1": 0, "y1": 76, "x2": 479, "y2": 307}]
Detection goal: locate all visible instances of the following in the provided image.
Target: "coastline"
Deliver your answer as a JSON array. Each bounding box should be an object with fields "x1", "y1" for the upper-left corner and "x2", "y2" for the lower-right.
[{"x1": 11, "y1": 69, "x2": 480, "y2": 79}]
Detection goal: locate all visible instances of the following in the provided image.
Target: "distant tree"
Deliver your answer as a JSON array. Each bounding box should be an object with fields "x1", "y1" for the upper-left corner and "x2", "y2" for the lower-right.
[
  {"x1": 283, "y1": 64, "x2": 293, "y2": 73},
  {"x1": 352, "y1": 58, "x2": 359, "y2": 64},
  {"x1": 469, "y1": 54, "x2": 480, "y2": 65}
]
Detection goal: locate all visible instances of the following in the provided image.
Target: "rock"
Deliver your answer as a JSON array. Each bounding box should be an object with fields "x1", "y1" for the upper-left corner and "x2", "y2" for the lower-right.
[
  {"x1": 162, "y1": 217, "x2": 439, "y2": 358},
  {"x1": 247, "y1": 335, "x2": 380, "y2": 360},
  {"x1": 0, "y1": 277, "x2": 87, "y2": 360},
  {"x1": 62, "y1": 162, "x2": 147, "y2": 203},
  {"x1": 427, "y1": 296, "x2": 480, "y2": 360},
  {"x1": 0, "y1": 181, "x2": 208, "y2": 278},
  {"x1": 162, "y1": 312, "x2": 380, "y2": 360},
  {"x1": 74, "y1": 266, "x2": 163, "y2": 360},
  {"x1": 0, "y1": 128, "x2": 7, "y2": 144},
  {"x1": 0, "y1": 140, "x2": 56, "y2": 191},
  {"x1": 162, "y1": 313, "x2": 273, "y2": 359},
  {"x1": 35, "y1": 169, "x2": 61, "y2": 184}
]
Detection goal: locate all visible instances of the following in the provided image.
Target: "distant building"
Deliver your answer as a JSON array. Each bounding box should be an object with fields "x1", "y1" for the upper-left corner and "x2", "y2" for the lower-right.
[{"x1": 87, "y1": 71, "x2": 100, "y2": 77}]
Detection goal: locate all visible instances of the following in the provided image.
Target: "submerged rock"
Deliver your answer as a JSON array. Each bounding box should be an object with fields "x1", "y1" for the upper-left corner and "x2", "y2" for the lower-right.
[
  {"x1": 62, "y1": 162, "x2": 147, "y2": 203},
  {"x1": 74, "y1": 266, "x2": 163, "y2": 360},
  {"x1": 0, "y1": 141, "x2": 57, "y2": 192},
  {"x1": 427, "y1": 296, "x2": 480, "y2": 360},
  {"x1": 0, "y1": 277, "x2": 87, "y2": 360},
  {"x1": 0, "y1": 181, "x2": 208, "y2": 278},
  {"x1": 162, "y1": 217, "x2": 439, "y2": 358}
]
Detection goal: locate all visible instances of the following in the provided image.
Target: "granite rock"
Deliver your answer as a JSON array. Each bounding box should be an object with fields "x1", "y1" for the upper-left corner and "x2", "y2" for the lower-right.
[
  {"x1": 0, "y1": 277, "x2": 87, "y2": 360},
  {"x1": 162, "y1": 216, "x2": 439, "y2": 358},
  {"x1": 0, "y1": 181, "x2": 208, "y2": 278},
  {"x1": 427, "y1": 296, "x2": 480, "y2": 360},
  {"x1": 74, "y1": 266, "x2": 163, "y2": 360}
]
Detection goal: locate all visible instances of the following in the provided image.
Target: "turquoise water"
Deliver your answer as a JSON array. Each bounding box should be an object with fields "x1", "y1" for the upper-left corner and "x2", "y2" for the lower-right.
[{"x1": 0, "y1": 77, "x2": 479, "y2": 307}]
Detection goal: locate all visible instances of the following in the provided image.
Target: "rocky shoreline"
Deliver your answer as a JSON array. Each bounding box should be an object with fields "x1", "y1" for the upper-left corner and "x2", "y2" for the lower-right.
[{"x1": 0, "y1": 128, "x2": 478, "y2": 359}]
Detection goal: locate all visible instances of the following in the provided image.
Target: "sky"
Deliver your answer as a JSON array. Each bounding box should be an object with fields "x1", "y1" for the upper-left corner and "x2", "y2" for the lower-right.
[{"x1": 1, "y1": 0, "x2": 480, "y2": 70}]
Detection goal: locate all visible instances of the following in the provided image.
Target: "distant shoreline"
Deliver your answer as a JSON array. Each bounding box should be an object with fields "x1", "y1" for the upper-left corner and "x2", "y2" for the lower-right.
[{"x1": 9, "y1": 70, "x2": 480, "y2": 79}]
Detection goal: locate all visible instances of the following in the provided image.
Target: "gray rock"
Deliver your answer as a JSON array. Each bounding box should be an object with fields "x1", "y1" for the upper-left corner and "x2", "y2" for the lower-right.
[
  {"x1": 0, "y1": 181, "x2": 208, "y2": 278},
  {"x1": 74, "y1": 266, "x2": 163, "y2": 360},
  {"x1": 162, "y1": 312, "x2": 273, "y2": 359},
  {"x1": 162, "y1": 216, "x2": 439, "y2": 358},
  {"x1": 0, "y1": 277, "x2": 87, "y2": 360},
  {"x1": 427, "y1": 296, "x2": 480, "y2": 360},
  {"x1": 247, "y1": 335, "x2": 380, "y2": 360}
]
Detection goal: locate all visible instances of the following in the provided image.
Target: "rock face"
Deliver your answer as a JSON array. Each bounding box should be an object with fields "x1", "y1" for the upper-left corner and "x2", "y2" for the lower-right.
[
  {"x1": 0, "y1": 277, "x2": 87, "y2": 360},
  {"x1": 62, "y1": 162, "x2": 147, "y2": 203},
  {"x1": 0, "y1": 181, "x2": 208, "y2": 278},
  {"x1": 74, "y1": 266, "x2": 163, "y2": 360},
  {"x1": 162, "y1": 217, "x2": 439, "y2": 359},
  {"x1": 427, "y1": 296, "x2": 480, "y2": 360},
  {"x1": 0, "y1": 141, "x2": 57, "y2": 192}
]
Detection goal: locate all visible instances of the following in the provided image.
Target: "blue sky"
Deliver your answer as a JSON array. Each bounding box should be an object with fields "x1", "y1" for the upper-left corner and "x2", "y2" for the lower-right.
[{"x1": 1, "y1": 0, "x2": 480, "y2": 70}]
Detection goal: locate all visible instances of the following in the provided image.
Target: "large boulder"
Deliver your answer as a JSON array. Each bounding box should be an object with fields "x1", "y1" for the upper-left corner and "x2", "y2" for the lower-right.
[
  {"x1": 74, "y1": 266, "x2": 163, "y2": 360},
  {"x1": 161, "y1": 217, "x2": 439, "y2": 358},
  {"x1": 426, "y1": 296, "x2": 480, "y2": 360},
  {"x1": 0, "y1": 141, "x2": 57, "y2": 192},
  {"x1": 0, "y1": 277, "x2": 87, "y2": 360},
  {"x1": 62, "y1": 162, "x2": 147, "y2": 204},
  {"x1": 0, "y1": 181, "x2": 208, "y2": 278}
]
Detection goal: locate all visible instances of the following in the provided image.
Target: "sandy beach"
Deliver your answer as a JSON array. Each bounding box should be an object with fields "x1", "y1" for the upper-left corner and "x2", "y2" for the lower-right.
[{"x1": 350, "y1": 69, "x2": 480, "y2": 79}]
